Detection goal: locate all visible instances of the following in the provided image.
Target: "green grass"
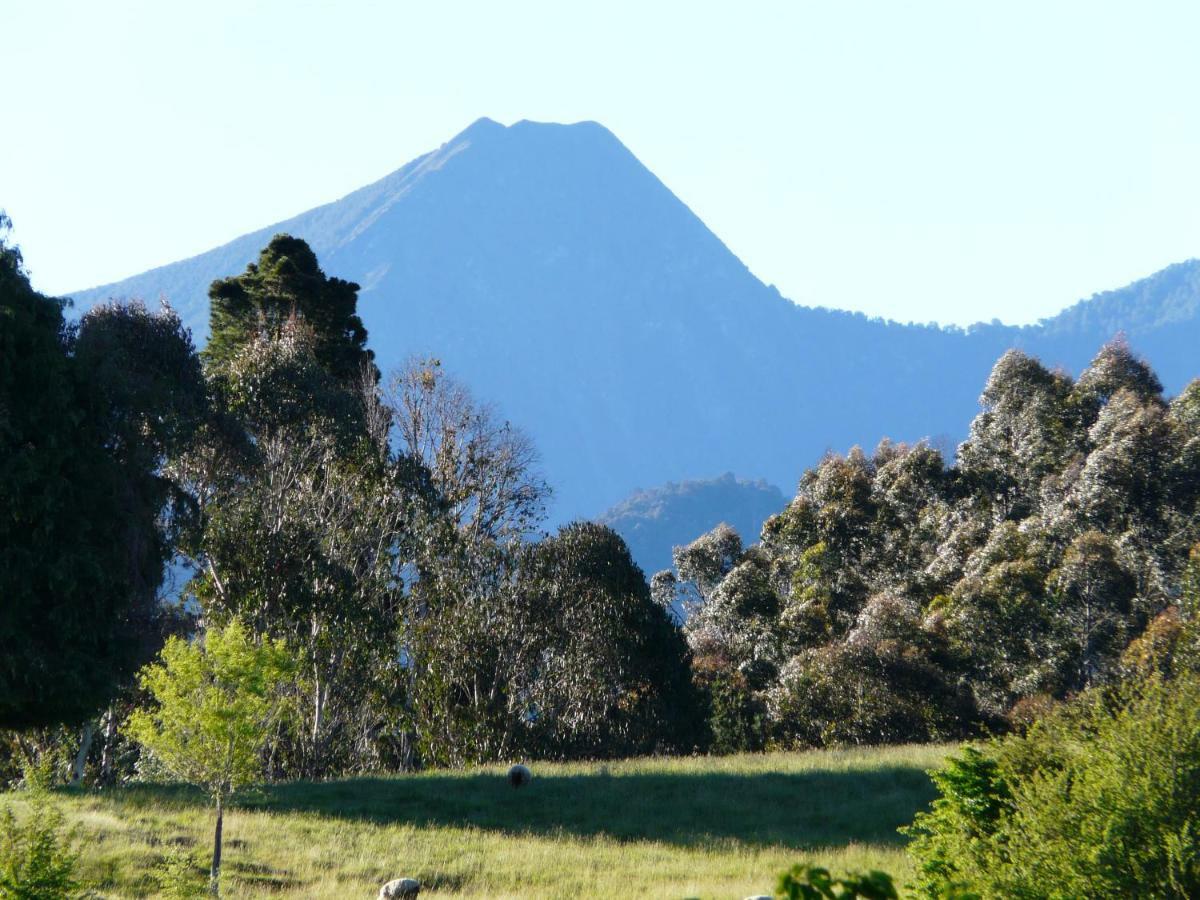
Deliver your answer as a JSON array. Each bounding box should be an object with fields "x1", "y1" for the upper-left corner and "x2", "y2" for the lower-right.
[{"x1": 2, "y1": 744, "x2": 951, "y2": 898}]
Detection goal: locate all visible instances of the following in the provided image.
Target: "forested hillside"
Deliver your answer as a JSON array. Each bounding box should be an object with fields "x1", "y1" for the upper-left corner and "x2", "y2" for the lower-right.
[{"x1": 67, "y1": 117, "x2": 1200, "y2": 524}]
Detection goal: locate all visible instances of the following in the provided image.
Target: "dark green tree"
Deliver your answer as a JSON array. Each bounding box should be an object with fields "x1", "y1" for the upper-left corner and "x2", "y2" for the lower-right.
[
  {"x1": 521, "y1": 523, "x2": 704, "y2": 756},
  {"x1": 0, "y1": 215, "x2": 202, "y2": 727},
  {"x1": 204, "y1": 234, "x2": 375, "y2": 384},
  {"x1": 1046, "y1": 531, "x2": 1136, "y2": 690},
  {"x1": 410, "y1": 523, "x2": 703, "y2": 763}
]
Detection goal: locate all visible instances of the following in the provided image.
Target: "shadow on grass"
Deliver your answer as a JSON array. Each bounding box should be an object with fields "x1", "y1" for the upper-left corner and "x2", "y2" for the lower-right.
[{"x1": 102, "y1": 763, "x2": 937, "y2": 849}]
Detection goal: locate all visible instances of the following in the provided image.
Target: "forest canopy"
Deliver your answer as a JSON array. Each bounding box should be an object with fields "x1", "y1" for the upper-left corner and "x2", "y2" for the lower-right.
[
  {"x1": 665, "y1": 340, "x2": 1200, "y2": 749},
  {"x1": 5, "y1": 224, "x2": 1200, "y2": 785}
]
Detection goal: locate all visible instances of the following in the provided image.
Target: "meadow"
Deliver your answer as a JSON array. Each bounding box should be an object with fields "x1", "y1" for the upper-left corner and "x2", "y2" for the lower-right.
[{"x1": 1, "y1": 744, "x2": 949, "y2": 899}]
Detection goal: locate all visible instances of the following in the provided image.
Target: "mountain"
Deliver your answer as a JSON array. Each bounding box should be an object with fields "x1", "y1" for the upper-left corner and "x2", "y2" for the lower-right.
[
  {"x1": 598, "y1": 474, "x2": 786, "y2": 576},
  {"x1": 69, "y1": 118, "x2": 1200, "y2": 523}
]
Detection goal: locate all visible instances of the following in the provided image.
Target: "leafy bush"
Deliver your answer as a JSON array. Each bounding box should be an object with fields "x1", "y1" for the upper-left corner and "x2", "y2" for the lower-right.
[
  {"x1": 17, "y1": 756, "x2": 58, "y2": 795},
  {"x1": 776, "y1": 863, "x2": 898, "y2": 899},
  {"x1": 905, "y1": 671, "x2": 1200, "y2": 897},
  {"x1": 0, "y1": 799, "x2": 79, "y2": 899},
  {"x1": 157, "y1": 846, "x2": 207, "y2": 899}
]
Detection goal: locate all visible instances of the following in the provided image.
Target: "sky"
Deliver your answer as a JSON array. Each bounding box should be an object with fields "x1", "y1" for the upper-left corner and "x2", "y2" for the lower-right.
[{"x1": 5, "y1": 1, "x2": 1200, "y2": 326}]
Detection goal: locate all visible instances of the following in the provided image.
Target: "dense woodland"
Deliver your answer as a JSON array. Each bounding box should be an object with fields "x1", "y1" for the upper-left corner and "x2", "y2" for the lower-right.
[
  {"x1": 664, "y1": 337, "x2": 1200, "y2": 750},
  {"x1": 3, "y1": 216, "x2": 1200, "y2": 785},
  {"x1": 2, "y1": 223, "x2": 698, "y2": 784}
]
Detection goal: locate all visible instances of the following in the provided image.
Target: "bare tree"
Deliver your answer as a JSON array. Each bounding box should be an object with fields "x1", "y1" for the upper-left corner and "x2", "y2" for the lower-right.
[{"x1": 384, "y1": 357, "x2": 549, "y2": 542}]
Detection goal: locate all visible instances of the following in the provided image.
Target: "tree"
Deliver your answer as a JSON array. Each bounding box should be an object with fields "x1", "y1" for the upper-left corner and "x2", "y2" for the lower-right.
[
  {"x1": 0, "y1": 216, "x2": 202, "y2": 728},
  {"x1": 672, "y1": 522, "x2": 744, "y2": 605},
  {"x1": 672, "y1": 339, "x2": 1200, "y2": 747},
  {"x1": 181, "y1": 326, "x2": 422, "y2": 774},
  {"x1": 383, "y1": 357, "x2": 550, "y2": 541},
  {"x1": 177, "y1": 237, "x2": 437, "y2": 776},
  {"x1": 126, "y1": 621, "x2": 294, "y2": 897},
  {"x1": 0, "y1": 798, "x2": 80, "y2": 899},
  {"x1": 1071, "y1": 337, "x2": 1163, "y2": 415},
  {"x1": 408, "y1": 523, "x2": 702, "y2": 762},
  {"x1": 1046, "y1": 531, "x2": 1135, "y2": 690},
  {"x1": 770, "y1": 594, "x2": 975, "y2": 748},
  {"x1": 957, "y1": 350, "x2": 1076, "y2": 523},
  {"x1": 204, "y1": 234, "x2": 374, "y2": 384},
  {"x1": 520, "y1": 523, "x2": 703, "y2": 756}
]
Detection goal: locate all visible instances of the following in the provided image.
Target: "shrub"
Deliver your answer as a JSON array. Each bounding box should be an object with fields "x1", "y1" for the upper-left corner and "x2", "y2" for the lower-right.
[
  {"x1": 776, "y1": 863, "x2": 898, "y2": 899},
  {"x1": 0, "y1": 798, "x2": 80, "y2": 899},
  {"x1": 157, "y1": 846, "x2": 207, "y2": 899},
  {"x1": 906, "y1": 671, "x2": 1200, "y2": 897}
]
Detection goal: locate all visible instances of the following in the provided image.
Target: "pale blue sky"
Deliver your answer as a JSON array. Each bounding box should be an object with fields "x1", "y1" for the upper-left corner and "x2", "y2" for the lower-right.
[{"x1": 5, "y1": 1, "x2": 1200, "y2": 325}]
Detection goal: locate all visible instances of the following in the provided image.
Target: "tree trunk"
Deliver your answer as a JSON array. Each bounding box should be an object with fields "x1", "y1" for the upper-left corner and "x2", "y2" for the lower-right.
[
  {"x1": 99, "y1": 708, "x2": 118, "y2": 784},
  {"x1": 71, "y1": 721, "x2": 95, "y2": 786},
  {"x1": 209, "y1": 793, "x2": 224, "y2": 897}
]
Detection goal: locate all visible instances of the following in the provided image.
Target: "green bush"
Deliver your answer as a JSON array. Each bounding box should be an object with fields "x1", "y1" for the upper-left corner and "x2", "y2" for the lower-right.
[
  {"x1": 157, "y1": 846, "x2": 207, "y2": 899},
  {"x1": 776, "y1": 863, "x2": 898, "y2": 899},
  {"x1": 0, "y1": 798, "x2": 80, "y2": 899},
  {"x1": 905, "y1": 671, "x2": 1200, "y2": 898}
]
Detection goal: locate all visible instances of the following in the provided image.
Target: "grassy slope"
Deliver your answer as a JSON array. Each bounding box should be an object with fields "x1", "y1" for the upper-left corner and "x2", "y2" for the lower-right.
[{"x1": 3, "y1": 744, "x2": 950, "y2": 899}]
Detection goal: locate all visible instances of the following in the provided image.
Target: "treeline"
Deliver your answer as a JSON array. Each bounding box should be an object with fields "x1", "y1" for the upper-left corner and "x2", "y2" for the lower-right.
[
  {"x1": 6, "y1": 213, "x2": 1200, "y2": 786},
  {"x1": 1, "y1": 226, "x2": 700, "y2": 783},
  {"x1": 661, "y1": 340, "x2": 1200, "y2": 749}
]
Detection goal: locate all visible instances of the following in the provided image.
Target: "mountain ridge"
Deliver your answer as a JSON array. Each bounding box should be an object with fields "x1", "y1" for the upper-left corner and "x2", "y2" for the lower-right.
[{"x1": 67, "y1": 118, "x2": 1200, "y2": 523}]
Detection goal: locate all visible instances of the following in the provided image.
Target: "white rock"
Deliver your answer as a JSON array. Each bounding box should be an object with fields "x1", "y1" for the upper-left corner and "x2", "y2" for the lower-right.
[{"x1": 378, "y1": 877, "x2": 420, "y2": 899}]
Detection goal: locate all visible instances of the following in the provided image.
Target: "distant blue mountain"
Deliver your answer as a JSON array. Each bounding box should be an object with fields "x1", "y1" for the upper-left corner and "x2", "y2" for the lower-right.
[
  {"x1": 598, "y1": 474, "x2": 785, "y2": 576},
  {"x1": 69, "y1": 118, "x2": 1200, "y2": 523}
]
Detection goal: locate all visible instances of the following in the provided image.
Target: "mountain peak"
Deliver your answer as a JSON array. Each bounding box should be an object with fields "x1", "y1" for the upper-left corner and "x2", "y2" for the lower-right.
[
  {"x1": 65, "y1": 118, "x2": 1200, "y2": 524},
  {"x1": 454, "y1": 116, "x2": 506, "y2": 141}
]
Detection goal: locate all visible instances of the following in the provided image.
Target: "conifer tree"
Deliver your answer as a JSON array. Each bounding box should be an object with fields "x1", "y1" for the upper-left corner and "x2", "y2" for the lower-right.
[{"x1": 204, "y1": 234, "x2": 375, "y2": 384}]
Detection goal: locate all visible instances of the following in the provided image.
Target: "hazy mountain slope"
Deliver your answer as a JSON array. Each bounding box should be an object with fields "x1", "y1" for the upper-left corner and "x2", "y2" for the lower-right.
[
  {"x1": 1015, "y1": 259, "x2": 1200, "y2": 389},
  {"x1": 598, "y1": 474, "x2": 786, "y2": 576},
  {"x1": 69, "y1": 119, "x2": 1198, "y2": 521}
]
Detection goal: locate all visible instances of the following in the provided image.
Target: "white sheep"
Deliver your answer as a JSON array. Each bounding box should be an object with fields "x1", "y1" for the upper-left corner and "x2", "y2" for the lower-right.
[{"x1": 377, "y1": 876, "x2": 420, "y2": 898}]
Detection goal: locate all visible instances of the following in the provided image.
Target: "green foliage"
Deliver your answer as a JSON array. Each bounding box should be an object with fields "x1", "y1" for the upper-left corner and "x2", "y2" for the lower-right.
[
  {"x1": 16, "y1": 756, "x2": 58, "y2": 796},
  {"x1": 411, "y1": 523, "x2": 704, "y2": 764},
  {"x1": 128, "y1": 620, "x2": 296, "y2": 896},
  {"x1": 205, "y1": 234, "x2": 374, "y2": 384},
  {"x1": 906, "y1": 672, "x2": 1200, "y2": 898},
  {"x1": 126, "y1": 620, "x2": 294, "y2": 799},
  {"x1": 675, "y1": 339, "x2": 1200, "y2": 750},
  {"x1": 776, "y1": 863, "x2": 898, "y2": 899},
  {"x1": 156, "y1": 846, "x2": 207, "y2": 899},
  {"x1": 0, "y1": 216, "x2": 201, "y2": 728},
  {"x1": 769, "y1": 634, "x2": 974, "y2": 749},
  {"x1": 0, "y1": 799, "x2": 79, "y2": 899},
  {"x1": 706, "y1": 672, "x2": 767, "y2": 754}
]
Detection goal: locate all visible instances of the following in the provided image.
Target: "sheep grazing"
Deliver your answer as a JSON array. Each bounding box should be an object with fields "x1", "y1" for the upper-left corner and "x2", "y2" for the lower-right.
[
  {"x1": 377, "y1": 877, "x2": 420, "y2": 899},
  {"x1": 507, "y1": 763, "x2": 532, "y2": 788}
]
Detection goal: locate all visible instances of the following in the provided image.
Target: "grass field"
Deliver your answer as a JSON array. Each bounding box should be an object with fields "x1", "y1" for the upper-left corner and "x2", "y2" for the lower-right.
[{"x1": 2, "y1": 743, "x2": 952, "y2": 899}]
